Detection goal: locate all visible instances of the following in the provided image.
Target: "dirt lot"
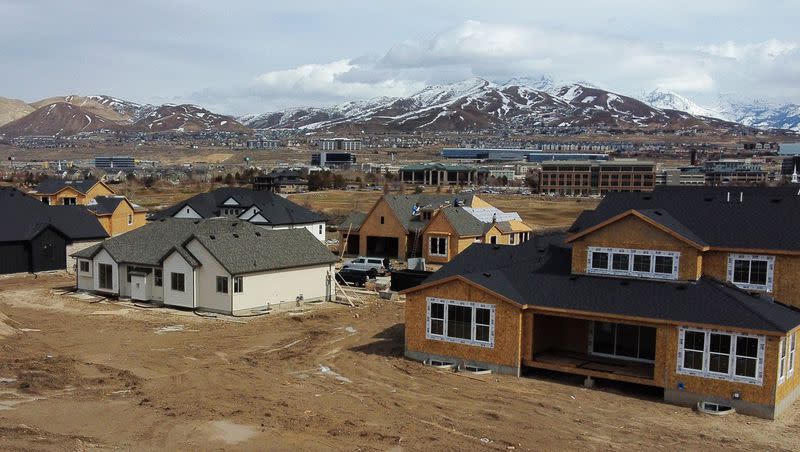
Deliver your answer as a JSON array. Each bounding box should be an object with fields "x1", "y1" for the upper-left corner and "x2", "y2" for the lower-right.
[{"x1": 1, "y1": 274, "x2": 799, "y2": 451}]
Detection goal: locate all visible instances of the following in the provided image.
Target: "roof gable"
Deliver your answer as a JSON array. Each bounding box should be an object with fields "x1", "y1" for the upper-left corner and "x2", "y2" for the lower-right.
[{"x1": 566, "y1": 209, "x2": 707, "y2": 250}]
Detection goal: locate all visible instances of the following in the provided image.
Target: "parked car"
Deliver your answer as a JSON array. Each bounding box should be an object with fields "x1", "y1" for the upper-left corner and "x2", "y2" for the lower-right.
[
  {"x1": 336, "y1": 268, "x2": 369, "y2": 287},
  {"x1": 342, "y1": 256, "x2": 387, "y2": 276}
]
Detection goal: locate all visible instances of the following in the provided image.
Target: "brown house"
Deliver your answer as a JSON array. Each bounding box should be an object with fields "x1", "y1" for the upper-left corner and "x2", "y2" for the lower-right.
[
  {"x1": 339, "y1": 193, "x2": 492, "y2": 259},
  {"x1": 420, "y1": 206, "x2": 532, "y2": 264},
  {"x1": 402, "y1": 186, "x2": 800, "y2": 419},
  {"x1": 31, "y1": 179, "x2": 147, "y2": 236}
]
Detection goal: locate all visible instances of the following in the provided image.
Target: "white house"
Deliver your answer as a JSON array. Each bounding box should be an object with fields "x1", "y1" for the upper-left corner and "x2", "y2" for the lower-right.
[
  {"x1": 149, "y1": 187, "x2": 327, "y2": 242},
  {"x1": 71, "y1": 218, "x2": 337, "y2": 314}
]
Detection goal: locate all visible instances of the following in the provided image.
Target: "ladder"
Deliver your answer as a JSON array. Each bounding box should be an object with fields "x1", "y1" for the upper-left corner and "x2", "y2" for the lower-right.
[{"x1": 410, "y1": 228, "x2": 422, "y2": 258}]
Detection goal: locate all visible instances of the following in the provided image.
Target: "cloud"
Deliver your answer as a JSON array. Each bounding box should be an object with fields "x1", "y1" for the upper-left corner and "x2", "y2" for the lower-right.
[{"x1": 194, "y1": 20, "x2": 800, "y2": 113}]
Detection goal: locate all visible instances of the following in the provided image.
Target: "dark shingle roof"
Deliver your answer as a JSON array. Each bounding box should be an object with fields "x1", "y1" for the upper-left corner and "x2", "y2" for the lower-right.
[
  {"x1": 73, "y1": 218, "x2": 336, "y2": 274},
  {"x1": 422, "y1": 235, "x2": 800, "y2": 333},
  {"x1": 86, "y1": 196, "x2": 125, "y2": 215},
  {"x1": 0, "y1": 187, "x2": 108, "y2": 242},
  {"x1": 570, "y1": 186, "x2": 800, "y2": 251},
  {"x1": 34, "y1": 179, "x2": 101, "y2": 195},
  {"x1": 150, "y1": 187, "x2": 324, "y2": 226}
]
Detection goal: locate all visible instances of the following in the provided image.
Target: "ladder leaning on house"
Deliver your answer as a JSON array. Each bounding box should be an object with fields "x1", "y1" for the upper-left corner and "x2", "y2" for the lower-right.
[{"x1": 410, "y1": 228, "x2": 422, "y2": 258}]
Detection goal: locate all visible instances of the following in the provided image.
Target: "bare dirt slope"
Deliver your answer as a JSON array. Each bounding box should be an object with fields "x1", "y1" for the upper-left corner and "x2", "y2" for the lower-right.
[
  {"x1": 0, "y1": 97, "x2": 35, "y2": 127},
  {"x1": 1, "y1": 273, "x2": 798, "y2": 450}
]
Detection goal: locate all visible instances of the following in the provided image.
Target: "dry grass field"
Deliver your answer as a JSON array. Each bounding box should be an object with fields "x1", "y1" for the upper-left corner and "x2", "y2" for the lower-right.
[{"x1": 1, "y1": 273, "x2": 799, "y2": 450}]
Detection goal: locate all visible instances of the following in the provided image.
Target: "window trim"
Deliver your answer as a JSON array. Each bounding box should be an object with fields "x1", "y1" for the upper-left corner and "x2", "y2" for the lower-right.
[
  {"x1": 98, "y1": 263, "x2": 113, "y2": 290},
  {"x1": 587, "y1": 246, "x2": 680, "y2": 280},
  {"x1": 779, "y1": 338, "x2": 788, "y2": 384},
  {"x1": 790, "y1": 333, "x2": 797, "y2": 377},
  {"x1": 154, "y1": 269, "x2": 163, "y2": 287},
  {"x1": 429, "y1": 236, "x2": 448, "y2": 257},
  {"x1": 726, "y1": 253, "x2": 775, "y2": 292},
  {"x1": 78, "y1": 260, "x2": 91, "y2": 275},
  {"x1": 676, "y1": 327, "x2": 765, "y2": 386},
  {"x1": 233, "y1": 276, "x2": 243, "y2": 293},
  {"x1": 425, "y1": 297, "x2": 495, "y2": 348},
  {"x1": 170, "y1": 272, "x2": 186, "y2": 292}
]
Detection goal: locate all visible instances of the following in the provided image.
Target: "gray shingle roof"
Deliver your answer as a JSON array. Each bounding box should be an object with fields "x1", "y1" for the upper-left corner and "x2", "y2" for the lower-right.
[
  {"x1": 339, "y1": 212, "x2": 366, "y2": 231},
  {"x1": 86, "y1": 196, "x2": 124, "y2": 215},
  {"x1": 570, "y1": 186, "x2": 800, "y2": 251},
  {"x1": 422, "y1": 235, "x2": 800, "y2": 333},
  {"x1": 440, "y1": 207, "x2": 487, "y2": 236},
  {"x1": 150, "y1": 188, "x2": 324, "y2": 226},
  {"x1": 72, "y1": 218, "x2": 336, "y2": 275},
  {"x1": 382, "y1": 193, "x2": 477, "y2": 232}
]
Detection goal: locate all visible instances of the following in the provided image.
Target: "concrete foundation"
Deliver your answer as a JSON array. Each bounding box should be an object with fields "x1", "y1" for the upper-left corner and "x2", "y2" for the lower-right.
[
  {"x1": 405, "y1": 350, "x2": 520, "y2": 377},
  {"x1": 664, "y1": 388, "x2": 776, "y2": 420}
]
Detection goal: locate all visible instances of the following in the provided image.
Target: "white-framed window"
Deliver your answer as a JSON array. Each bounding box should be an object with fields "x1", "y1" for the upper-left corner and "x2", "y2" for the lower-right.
[
  {"x1": 676, "y1": 327, "x2": 765, "y2": 386},
  {"x1": 727, "y1": 254, "x2": 775, "y2": 292},
  {"x1": 78, "y1": 260, "x2": 91, "y2": 275},
  {"x1": 509, "y1": 233, "x2": 516, "y2": 245},
  {"x1": 429, "y1": 236, "x2": 447, "y2": 257},
  {"x1": 589, "y1": 321, "x2": 656, "y2": 362},
  {"x1": 779, "y1": 338, "x2": 788, "y2": 384},
  {"x1": 790, "y1": 333, "x2": 797, "y2": 377},
  {"x1": 233, "y1": 276, "x2": 243, "y2": 293},
  {"x1": 154, "y1": 269, "x2": 163, "y2": 287},
  {"x1": 98, "y1": 263, "x2": 113, "y2": 290},
  {"x1": 425, "y1": 297, "x2": 495, "y2": 348},
  {"x1": 171, "y1": 272, "x2": 185, "y2": 292},
  {"x1": 587, "y1": 247, "x2": 680, "y2": 280}
]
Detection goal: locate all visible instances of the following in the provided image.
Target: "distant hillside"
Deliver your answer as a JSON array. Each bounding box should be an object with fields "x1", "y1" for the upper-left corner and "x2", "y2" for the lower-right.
[
  {"x1": 0, "y1": 102, "x2": 119, "y2": 137},
  {"x1": 0, "y1": 97, "x2": 35, "y2": 127}
]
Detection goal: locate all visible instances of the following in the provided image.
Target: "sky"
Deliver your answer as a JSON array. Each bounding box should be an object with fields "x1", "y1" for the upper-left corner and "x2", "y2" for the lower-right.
[{"x1": 1, "y1": 0, "x2": 799, "y2": 115}]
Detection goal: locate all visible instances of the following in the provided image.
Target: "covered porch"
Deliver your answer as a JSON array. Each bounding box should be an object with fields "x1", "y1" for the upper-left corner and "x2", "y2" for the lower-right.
[{"x1": 523, "y1": 313, "x2": 664, "y2": 387}]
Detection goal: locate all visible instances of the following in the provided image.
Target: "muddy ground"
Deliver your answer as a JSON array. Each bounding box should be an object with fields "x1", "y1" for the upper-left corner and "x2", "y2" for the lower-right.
[{"x1": 1, "y1": 273, "x2": 799, "y2": 451}]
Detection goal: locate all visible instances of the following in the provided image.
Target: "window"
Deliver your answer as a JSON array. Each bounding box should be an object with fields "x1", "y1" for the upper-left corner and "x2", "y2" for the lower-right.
[
  {"x1": 587, "y1": 247, "x2": 679, "y2": 280},
  {"x1": 429, "y1": 237, "x2": 447, "y2": 256},
  {"x1": 779, "y1": 338, "x2": 787, "y2": 384},
  {"x1": 41, "y1": 196, "x2": 50, "y2": 204},
  {"x1": 154, "y1": 269, "x2": 163, "y2": 287},
  {"x1": 79, "y1": 260, "x2": 90, "y2": 273},
  {"x1": 233, "y1": 277, "x2": 243, "y2": 293},
  {"x1": 727, "y1": 254, "x2": 774, "y2": 292},
  {"x1": 170, "y1": 272, "x2": 185, "y2": 292},
  {"x1": 490, "y1": 236, "x2": 497, "y2": 245},
  {"x1": 62, "y1": 197, "x2": 76, "y2": 205},
  {"x1": 98, "y1": 263, "x2": 113, "y2": 290},
  {"x1": 735, "y1": 336, "x2": 759, "y2": 379},
  {"x1": 426, "y1": 297, "x2": 495, "y2": 348},
  {"x1": 510, "y1": 234, "x2": 515, "y2": 245},
  {"x1": 790, "y1": 333, "x2": 797, "y2": 376},
  {"x1": 216, "y1": 276, "x2": 228, "y2": 293},
  {"x1": 590, "y1": 322, "x2": 656, "y2": 362},
  {"x1": 127, "y1": 214, "x2": 133, "y2": 225},
  {"x1": 318, "y1": 225, "x2": 323, "y2": 235},
  {"x1": 380, "y1": 216, "x2": 385, "y2": 224},
  {"x1": 677, "y1": 327, "x2": 765, "y2": 385}
]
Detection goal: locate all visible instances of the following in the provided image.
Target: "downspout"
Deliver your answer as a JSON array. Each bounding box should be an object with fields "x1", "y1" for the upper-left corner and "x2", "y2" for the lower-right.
[{"x1": 230, "y1": 274, "x2": 234, "y2": 314}]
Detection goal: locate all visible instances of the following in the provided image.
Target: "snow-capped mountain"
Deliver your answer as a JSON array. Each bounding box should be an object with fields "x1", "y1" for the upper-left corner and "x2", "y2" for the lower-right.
[
  {"x1": 643, "y1": 89, "x2": 800, "y2": 132},
  {"x1": 240, "y1": 77, "x2": 745, "y2": 133}
]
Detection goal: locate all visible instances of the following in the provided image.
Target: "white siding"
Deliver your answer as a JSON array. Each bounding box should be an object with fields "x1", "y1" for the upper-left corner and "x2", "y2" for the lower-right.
[
  {"x1": 93, "y1": 249, "x2": 119, "y2": 294},
  {"x1": 233, "y1": 264, "x2": 334, "y2": 312},
  {"x1": 76, "y1": 258, "x2": 93, "y2": 290},
  {"x1": 173, "y1": 205, "x2": 202, "y2": 219},
  {"x1": 163, "y1": 251, "x2": 195, "y2": 308},
  {"x1": 257, "y1": 222, "x2": 327, "y2": 242},
  {"x1": 184, "y1": 239, "x2": 232, "y2": 313}
]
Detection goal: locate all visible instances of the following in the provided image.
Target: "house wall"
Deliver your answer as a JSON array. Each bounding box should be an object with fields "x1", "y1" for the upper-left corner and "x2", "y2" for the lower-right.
[
  {"x1": 358, "y1": 198, "x2": 408, "y2": 259},
  {"x1": 421, "y1": 212, "x2": 456, "y2": 264},
  {"x1": 107, "y1": 202, "x2": 147, "y2": 236},
  {"x1": 662, "y1": 325, "x2": 781, "y2": 418},
  {"x1": 258, "y1": 222, "x2": 326, "y2": 242},
  {"x1": 184, "y1": 240, "x2": 232, "y2": 313},
  {"x1": 163, "y1": 251, "x2": 195, "y2": 308},
  {"x1": 234, "y1": 264, "x2": 334, "y2": 312},
  {"x1": 405, "y1": 278, "x2": 523, "y2": 375},
  {"x1": 173, "y1": 205, "x2": 202, "y2": 219},
  {"x1": 30, "y1": 228, "x2": 67, "y2": 272},
  {"x1": 84, "y1": 183, "x2": 115, "y2": 202},
  {"x1": 570, "y1": 215, "x2": 702, "y2": 280},
  {"x1": 0, "y1": 243, "x2": 29, "y2": 274},
  {"x1": 483, "y1": 225, "x2": 509, "y2": 246},
  {"x1": 775, "y1": 328, "x2": 800, "y2": 416},
  {"x1": 76, "y1": 258, "x2": 93, "y2": 289},
  {"x1": 65, "y1": 240, "x2": 103, "y2": 274},
  {"x1": 93, "y1": 249, "x2": 119, "y2": 294},
  {"x1": 702, "y1": 251, "x2": 800, "y2": 309},
  {"x1": 469, "y1": 196, "x2": 491, "y2": 208}
]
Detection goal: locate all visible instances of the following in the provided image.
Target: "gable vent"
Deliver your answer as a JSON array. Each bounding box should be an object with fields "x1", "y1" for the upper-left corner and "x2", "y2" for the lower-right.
[
  {"x1": 209, "y1": 234, "x2": 216, "y2": 240},
  {"x1": 232, "y1": 233, "x2": 239, "y2": 238}
]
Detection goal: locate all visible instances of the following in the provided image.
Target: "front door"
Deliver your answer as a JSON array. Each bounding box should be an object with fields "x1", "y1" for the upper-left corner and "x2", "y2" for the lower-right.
[{"x1": 131, "y1": 275, "x2": 149, "y2": 301}]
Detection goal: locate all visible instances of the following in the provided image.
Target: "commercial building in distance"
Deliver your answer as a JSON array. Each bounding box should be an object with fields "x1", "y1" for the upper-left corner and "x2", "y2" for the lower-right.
[
  {"x1": 655, "y1": 167, "x2": 706, "y2": 186},
  {"x1": 703, "y1": 159, "x2": 767, "y2": 186},
  {"x1": 539, "y1": 160, "x2": 656, "y2": 195},
  {"x1": 245, "y1": 138, "x2": 281, "y2": 149},
  {"x1": 319, "y1": 138, "x2": 361, "y2": 151},
  {"x1": 94, "y1": 156, "x2": 135, "y2": 170},
  {"x1": 398, "y1": 163, "x2": 490, "y2": 186},
  {"x1": 311, "y1": 151, "x2": 356, "y2": 168}
]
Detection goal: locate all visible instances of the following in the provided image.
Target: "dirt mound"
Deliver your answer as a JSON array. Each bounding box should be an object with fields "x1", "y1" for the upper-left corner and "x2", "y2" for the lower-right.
[{"x1": 0, "y1": 312, "x2": 16, "y2": 337}]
